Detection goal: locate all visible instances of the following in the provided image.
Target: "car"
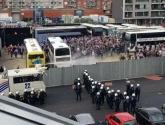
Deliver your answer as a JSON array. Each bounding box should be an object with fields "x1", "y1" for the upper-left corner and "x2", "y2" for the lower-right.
[
  {"x1": 70, "y1": 113, "x2": 96, "y2": 125},
  {"x1": 134, "y1": 107, "x2": 165, "y2": 125},
  {"x1": 105, "y1": 112, "x2": 138, "y2": 125}
]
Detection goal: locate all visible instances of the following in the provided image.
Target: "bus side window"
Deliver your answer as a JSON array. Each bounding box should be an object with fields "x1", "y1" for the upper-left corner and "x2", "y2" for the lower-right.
[
  {"x1": 33, "y1": 74, "x2": 43, "y2": 81},
  {"x1": 24, "y1": 76, "x2": 33, "y2": 82},
  {"x1": 13, "y1": 77, "x2": 23, "y2": 84}
]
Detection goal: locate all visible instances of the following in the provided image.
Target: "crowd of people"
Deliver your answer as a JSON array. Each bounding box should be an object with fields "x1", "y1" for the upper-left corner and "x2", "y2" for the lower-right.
[
  {"x1": 7, "y1": 44, "x2": 25, "y2": 58},
  {"x1": 74, "y1": 70, "x2": 141, "y2": 112},
  {"x1": 0, "y1": 88, "x2": 47, "y2": 106}
]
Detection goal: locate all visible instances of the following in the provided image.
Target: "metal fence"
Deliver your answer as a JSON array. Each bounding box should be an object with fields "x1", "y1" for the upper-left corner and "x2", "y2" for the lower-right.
[{"x1": 44, "y1": 57, "x2": 165, "y2": 87}]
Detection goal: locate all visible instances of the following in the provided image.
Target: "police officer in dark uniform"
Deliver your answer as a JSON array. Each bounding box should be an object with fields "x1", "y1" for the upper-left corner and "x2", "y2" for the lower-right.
[
  {"x1": 29, "y1": 91, "x2": 36, "y2": 105},
  {"x1": 86, "y1": 76, "x2": 91, "y2": 93},
  {"x1": 122, "y1": 92, "x2": 127, "y2": 111},
  {"x1": 74, "y1": 78, "x2": 78, "y2": 85},
  {"x1": 96, "y1": 82, "x2": 101, "y2": 92},
  {"x1": 23, "y1": 89, "x2": 29, "y2": 103},
  {"x1": 125, "y1": 96, "x2": 130, "y2": 113},
  {"x1": 130, "y1": 93, "x2": 137, "y2": 113},
  {"x1": 130, "y1": 84, "x2": 135, "y2": 96},
  {"x1": 99, "y1": 86, "x2": 105, "y2": 104},
  {"x1": 106, "y1": 90, "x2": 113, "y2": 109},
  {"x1": 39, "y1": 89, "x2": 47, "y2": 105},
  {"x1": 106, "y1": 87, "x2": 110, "y2": 104},
  {"x1": 8, "y1": 92, "x2": 15, "y2": 99},
  {"x1": 135, "y1": 84, "x2": 141, "y2": 101},
  {"x1": 83, "y1": 72, "x2": 86, "y2": 84},
  {"x1": 126, "y1": 81, "x2": 131, "y2": 96},
  {"x1": 95, "y1": 92, "x2": 101, "y2": 110},
  {"x1": 15, "y1": 91, "x2": 21, "y2": 101},
  {"x1": 77, "y1": 78, "x2": 81, "y2": 85},
  {"x1": 117, "y1": 90, "x2": 123, "y2": 106},
  {"x1": 90, "y1": 86, "x2": 96, "y2": 104},
  {"x1": 74, "y1": 83, "x2": 82, "y2": 101},
  {"x1": 84, "y1": 73, "x2": 88, "y2": 91},
  {"x1": 114, "y1": 93, "x2": 121, "y2": 112}
]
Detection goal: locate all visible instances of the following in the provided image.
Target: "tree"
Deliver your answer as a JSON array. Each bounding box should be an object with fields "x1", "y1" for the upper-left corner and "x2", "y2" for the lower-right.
[
  {"x1": 74, "y1": 18, "x2": 80, "y2": 23},
  {"x1": 80, "y1": 18, "x2": 86, "y2": 23},
  {"x1": 86, "y1": 18, "x2": 93, "y2": 24},
  {"x1": 63, "y1": 13, "x2": 74, "y2": 24}
]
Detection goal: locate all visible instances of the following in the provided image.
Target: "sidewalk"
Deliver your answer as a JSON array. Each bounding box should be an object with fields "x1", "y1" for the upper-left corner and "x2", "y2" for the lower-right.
[{"x1": 0, "y1": 48, "x2": 26, "y2": 70}]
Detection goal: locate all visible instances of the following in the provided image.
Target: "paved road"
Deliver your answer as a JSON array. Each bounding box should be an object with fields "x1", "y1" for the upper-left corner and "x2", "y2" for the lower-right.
[{"x1": 37, "y1": 77, "x2": 165, "y2": 123}]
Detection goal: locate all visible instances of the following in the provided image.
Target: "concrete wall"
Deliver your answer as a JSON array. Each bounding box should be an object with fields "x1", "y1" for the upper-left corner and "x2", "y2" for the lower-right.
[{"x1": 43, "y1": 57, "x2": 165, "y2": 87}]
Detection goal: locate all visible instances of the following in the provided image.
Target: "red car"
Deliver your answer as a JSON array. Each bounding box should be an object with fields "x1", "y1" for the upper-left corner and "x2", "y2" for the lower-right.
[{"x1": 105, "y1": 112, "x2": 139, "y2": 125}]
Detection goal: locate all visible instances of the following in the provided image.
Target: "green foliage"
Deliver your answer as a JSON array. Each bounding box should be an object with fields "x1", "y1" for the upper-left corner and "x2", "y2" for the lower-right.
[
  {"x1": 80, "y1": 18, "x2": 86, "y2": 23},
  {"x1": 74, "y1": 18, "x2": 80, "y2": 23},
  {"x1": 63, "y1": 13, "x2": 74, "y2": 23},
  {"x1": 86, "y1": 18, "x2": 93, "y2": 24}
]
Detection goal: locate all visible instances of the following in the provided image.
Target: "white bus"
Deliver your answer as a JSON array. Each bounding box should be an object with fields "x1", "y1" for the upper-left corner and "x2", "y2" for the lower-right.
[
  {"x1": 0, "y1": 65, "x2": 47, "y2": 96},
  {"x1": 106, "y1": 24, "x2": 126, "y2": 36},
  {"x1": 81, "y1": 23, "x2": 103, "y2": 36},
  {"x1": 125, "y1": 29, "x2": 165, "y2": 51},
  {"x1": 46, "y1": 37, "x2": 72, "y2": 67}
]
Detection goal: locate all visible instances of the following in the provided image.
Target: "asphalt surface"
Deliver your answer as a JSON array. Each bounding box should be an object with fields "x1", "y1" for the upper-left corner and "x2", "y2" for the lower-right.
[{"x1": 37, "y1": 77, "x2": 165, "y2": 123}]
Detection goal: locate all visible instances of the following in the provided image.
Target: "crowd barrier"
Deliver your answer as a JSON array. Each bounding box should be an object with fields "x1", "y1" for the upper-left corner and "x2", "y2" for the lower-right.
[{"x1": 43, "y1": 57, "x2": 165, "y2": 87}]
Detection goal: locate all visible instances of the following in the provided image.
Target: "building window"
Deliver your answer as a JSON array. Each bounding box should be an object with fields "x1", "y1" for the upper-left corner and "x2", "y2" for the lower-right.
[{"x1": 135, "y1": 12, "x2": 149, "y2": 16}]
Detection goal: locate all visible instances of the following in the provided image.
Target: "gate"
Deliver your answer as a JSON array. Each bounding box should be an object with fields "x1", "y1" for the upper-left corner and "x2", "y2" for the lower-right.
[{"x1": 12, "y1": 12, "x2": 20, "y2": 21}]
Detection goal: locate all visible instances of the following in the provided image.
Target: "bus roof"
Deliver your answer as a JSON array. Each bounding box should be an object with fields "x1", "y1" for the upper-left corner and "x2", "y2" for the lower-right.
[
  {"x1": 117, "y1": 26, "x2": 162, "y2": 30},
  {"x1": 47, "y1": 37, "x2": 69, "y2": 49},
  {"x1": 106, "y1": 24, "x2": 125, "y2": 28},
  {"x1": 121, "y1": 24, "x2": 137, "y2": 27},
  {"x1": 35, "y1": 26, "x2": 86, "y2": 31},
  {"x1": 126, "y1": 29, "x2": 165, "y2": 34},
  {"x1": 8, "y1": 68, "x2": 43, "y2": 77},
  {"x1": 24, "y1": 38, "x2": 42, "y2": 53},
  {"x1": 81, "y1": 23, "x2": 102, "y2": 28}
]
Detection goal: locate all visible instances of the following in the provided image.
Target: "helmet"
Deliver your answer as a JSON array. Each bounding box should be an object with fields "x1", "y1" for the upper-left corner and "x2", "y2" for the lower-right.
[
  {"x1": 77, "y1": 83, "x2": 80, "y2": 86},
  {"x1": 85, "y1": 73, "x2": 88, "y2": 76},
  {"x1": 1, "y1": 93, "x2": 4, "y2": 96},
  {"x1": 9, "y1": 92, "x2": 12, "y2": 95},
  {"x1": 24, "y1": 89, "x2": 27, "y2": 92},
  {"x1": 92, "y1": 82, "x2": 94, "y2": 84},
  {"x1": 117, "y1": 90, "x2": 120, "y2": 93},
  {"x1": 97, "y1": 92, "x2": 100, "y2": 95},
  {"x1": 84, "y1": 72, "x2": 86, "y2": 74},
  {"x1": 107, "y1": 87, "x2": 110, "y2": 90},
  {"x1": 124, "y1": 92, "x2": 127, "y2": 95},
  {"x1": 85, "y1": 70, "x2": 87, "y2": 72},
  {"x1": 88, "y1": 76, "x2": 90, "y2": 78},
  {"x1": 16, "y1": 91, "x2": 19, "y2": 94},
  {"x1": 126, "y1": 96, "x2": 129, "y2": 99},
  {"x1": 101, "y1": 84, "x2": 104, "y2": 87},
  {"x1": 126, "y1": 81, "x2": 130, "y2": 83},
  {"x1": 78, "y1": 78, "x2": 80, "y2": 80},
  {"x1": 111, "y1": 90, "x2": 114, "y2": 92},
  {"x1": 90, "y1": 78, "x2": 92, "y2": 81},
  {"x1": 108, "y1": 91, "x2": 111, "y2": 94},
  {"x1": 40, "y1": 89, "x2": 43, "y2": 92},
  {"x1": 131, "y1": 84, "x2": 133, "y2": 87},
  {"x1": 31, "y1": 91, "x2": 34, "y2": 94},
  {"x1": 100, "y1": 87, "x2": 103, "y2": 89},
  {"x1": 137, "y1": 84, "x2": 140, "y2": 86},
  {"x1": 92, "y1": 86, "x2": 95, "y2": 89},
  {"x1": 115, "y1": 93, "x2": 118, "y2": 96},
  {"x1": 98, "y1": 82, "x2": 101, "y2": 85},
  {"x1": 31, "y1": 88, "x2": 34, "y2": 91},
  {"x1": 91, "y1": 79, "x2": 93, "y2": 81},
  {"x1": 132, "y1": 93, "x2": 135, "y2": 96},
  {"x1": 89, "y1": 78, "x2": 91, "y2": 81},
  {"x1": 95, "y1": 81, "x2": 97, "y2": 84}
]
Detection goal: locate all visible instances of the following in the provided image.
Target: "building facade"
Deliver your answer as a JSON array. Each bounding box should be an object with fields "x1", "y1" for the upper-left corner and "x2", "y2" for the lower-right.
[
  {"x1": 112, "y1": 0, "x2": 165, "y2": 25},
  {"x1": 0, "y1": 0, "x2": 112, "y2": 21}
]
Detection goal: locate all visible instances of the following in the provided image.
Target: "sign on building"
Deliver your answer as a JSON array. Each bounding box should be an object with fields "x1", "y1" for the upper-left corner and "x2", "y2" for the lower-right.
[{"x1": 74, "y1": 10, "x2": 84, "y2": 17}]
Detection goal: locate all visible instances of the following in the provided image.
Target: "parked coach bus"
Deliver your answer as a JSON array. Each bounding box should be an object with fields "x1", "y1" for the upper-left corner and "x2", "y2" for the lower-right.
[
  {"x1": 33, "y1": 26, "x2": 87, "y2": 42},
  {"x1": 24, "y1": 38, "x2": 45, "y2": 68},
  {"x1": 47, "y1": 37, "x2": 72, "y2": 67}
]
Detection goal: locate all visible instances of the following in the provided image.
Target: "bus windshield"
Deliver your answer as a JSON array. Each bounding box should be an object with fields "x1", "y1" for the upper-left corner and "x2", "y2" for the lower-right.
[
  {"x1": 125, "y1": 33, "x2": 136, "y2": 49},
  {"x1": 56, "y1": 48, "x2": 70, "y2": 56}
]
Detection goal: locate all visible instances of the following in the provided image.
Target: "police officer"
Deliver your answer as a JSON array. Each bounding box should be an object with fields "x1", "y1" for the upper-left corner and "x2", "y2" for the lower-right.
[
  {"x1": 106, "y1": 87, "x2": 110, "y2": 103},
  {"x1": 125, "y1": 96, "x2": 130, "y2": 113},
  {"x1": 84, "y1": 73, "x2": 88, "y2": 91},
  {"x1": 95, "y1": 92, "x2": 101, "y2": 110},
  {"x1": 1, "y1": 93, "x2": 4, "y2": 96},
  {"x1": 122, "y1": 92, "x2": 127, "y2": 111},
  {"x1": 74, "y1": 78, "x2": 78, "y2": 85},
  {"x1": 130, "y1": 84, "x2": 135, "y2": 96},
  {"x1": 135, "y1": 84, "x2": 141, "y2": 101},
  {"x1": 111, "y1": 90, "x2": 115, "y2": 107},
  {"x1": 106, "y1": 87, "x2": 110, "y2": 95},
  {"x1": 31, "y1": 88, "x2": 38, "y2": 100},
  {"x1": 90, "y1": 86, "x2": 96, "y2": 104},
  {"x1": 23, "y1": 89, "x2": 29, "y2": 103},
  {"x1": 39, "y1": 89, "x2": 45, "y2": 105},
  {"x1": 15, "y1": 91, "x2": 21, "y2": 101},
  {"x1": 84, "y1": 70, "x2": 88, "y2": 74},
  {"x1": 130, "y1": 93, "x2": 137, "y2": 113},
  {"x1": 77, "y1": 78, "x2": 81, "y2": 85},
  {"x1": 96, "y1": 82, "x2": 101, "y2": 92},
  {"x1": 99, "y1": 86, "x2": 105, "y2": 104},
  {"x1": 117, "y1": 90, "x2": 123, "y2": 101},
  {"x1": 29, "y1": 91, "x2": 36, "y2": 105},
  {"x1": 126, "y1": 80, "x2": 131, "y2": 95},
  {"x1": 74, "y1": 83, "x2": 82, "y2": 101},
  {"x1": 114, "y1": 93, "x2": 121, "y2": 112},
  {"x1": 83, "y1": 72, "x2": 86, "y2": 84},
  {"x1": 106, "y1": 90, "x2": 113, "y2": 109},
  {"x1": 8, "y1": 92, "x2": 15, "y2": 99}
]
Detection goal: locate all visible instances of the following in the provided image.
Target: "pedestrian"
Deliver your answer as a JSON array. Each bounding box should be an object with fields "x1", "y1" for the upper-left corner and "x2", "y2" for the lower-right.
[
  {"x1": 106, "y1": 90, "x2": 113, "y2": 109},
  {"x1": 125, "y1": 96, "x2": 131, "y2": 113},
  {"x1": 99, "y1": 86, "x2": 105, "y2": 104},
  {"x1": 126, "y1": 80, "x2": 131, "y2": 96},
  {"x1": 114, "y1": 93, "x2": 121, "y2": 112},
  {"x1": 90, "y1": 86, "x2": 96, "y2": 104},
  {"x1": 29, "y1": 91, "x2": 36, "y2": 105},
  {"x1": 14, "y1": 48, "x2": 18, "y2": 58},
  {"x1": 130, "y1": 93, "x2": 137, "y2": 113},
  {"x1": 74, "y1": 83, "x2": 82, "y2": 101},
  {"x1": 95, "y1": 92, "x2": 101, "y2": 110},
  {"x1": 122, "y1": 92, "x2": 127, "y2": 111},
  {"x1": 135, "y1": 84, "x2": 141, "y2": 101}
]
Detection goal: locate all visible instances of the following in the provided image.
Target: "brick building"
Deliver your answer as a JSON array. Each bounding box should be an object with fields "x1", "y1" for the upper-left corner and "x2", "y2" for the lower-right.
[{"x1": 0, "y1": 0, "x2": 112, "y2": 21}]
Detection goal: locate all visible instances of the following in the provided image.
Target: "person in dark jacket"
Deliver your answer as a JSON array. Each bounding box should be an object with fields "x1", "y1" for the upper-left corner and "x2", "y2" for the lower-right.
[
  {"x1": 95, "y1": 92, "x2": 101, "y2": 110},
  {"x1": 135, "y1": 84, "x2": 141, "y2": 101},
  {"x1": 74, "y1": 83, "x2": 82, "y2": 101}
]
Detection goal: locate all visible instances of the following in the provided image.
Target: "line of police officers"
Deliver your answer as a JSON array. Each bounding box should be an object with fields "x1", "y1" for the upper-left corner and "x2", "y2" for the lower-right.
[
  {"x1": 74, "y1": 70, "x2": 141, "y2": 113},
  {"x1": 0, "y1": 88, "x2": 47, "y2": 106}
]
